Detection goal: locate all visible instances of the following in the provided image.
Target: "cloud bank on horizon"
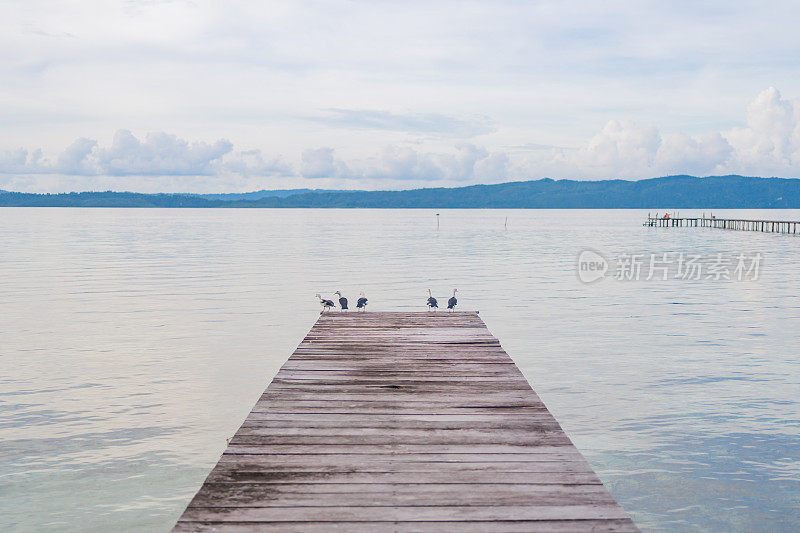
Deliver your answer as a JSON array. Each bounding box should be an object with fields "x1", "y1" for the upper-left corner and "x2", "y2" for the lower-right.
[
  {"x1": 3, "y1": 87, "x2": 800, "y2": 191},
  {"x1": 2, "y1": 1, "x2": 800, "y2": 192}
]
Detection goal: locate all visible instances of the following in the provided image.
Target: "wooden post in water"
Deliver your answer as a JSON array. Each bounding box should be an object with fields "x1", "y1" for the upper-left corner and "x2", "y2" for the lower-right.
[{"x1": 172, "y1": 312, "x2": 639, "y2": 532}]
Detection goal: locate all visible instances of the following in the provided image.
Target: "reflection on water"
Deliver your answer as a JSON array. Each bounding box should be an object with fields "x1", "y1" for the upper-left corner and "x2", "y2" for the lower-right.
[{"x1": 1, "y1": 208, "x2": 799, "y2": 532}]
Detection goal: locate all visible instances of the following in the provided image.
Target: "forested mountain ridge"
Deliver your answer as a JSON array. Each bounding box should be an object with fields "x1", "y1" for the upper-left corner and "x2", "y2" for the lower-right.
[{"x1": 2, "y1": 175, "x2": 798, "y2": 208}]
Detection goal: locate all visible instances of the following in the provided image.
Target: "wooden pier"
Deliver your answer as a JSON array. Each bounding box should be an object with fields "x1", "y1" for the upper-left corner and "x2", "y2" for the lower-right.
[
  {"x1": 644, "y1": 215, "x2": 799, "y2": 234},
  {"x1": 173, "y1": 312, "x2": 638, "y2": 532}
]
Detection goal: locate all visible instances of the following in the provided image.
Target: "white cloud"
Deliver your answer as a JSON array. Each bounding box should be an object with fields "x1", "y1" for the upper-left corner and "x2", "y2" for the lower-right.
[
  {"x1": 4, "y1": 1, "x2": 800, "y2": 160},
  {"x1": 95, "y1": 130, "x2": 233, "y2": 176},
  {"x1": 297, "y1": 144, "x2": 508, "y2": 182},
  {"x1": 4, "y1": 87, "x2": 800, "y2": 192},
  {"x1": 0, "y1": 148, "x2": 37, "y2": 173},
  {"x1": 724, "y1": 86, "x2": 800, "y2": 174},
  {"x1": 576, "y1": 120, "x2": 662, "y2": 175},
  {"x1": 4, "y1": 1, "x2": 800, "y2": 193},
  {"x1": 0, "y1": 130, "x2": 240, "y2": 177},
  {"x1": 301, "y1": 148, "x2": 348, "y2": 179},
  {"x1": 523, "y1": 121, "x2": 735, "y2": 179},
  {"x1": 363, "y1": 146, "x2": 431, "y2": 181},
  {"x1": 509, "y1": 87, "x2": 800, "y2": 179},
  {"x1": 57, "y1": 138, "x2": 97, "y2": 174},
  {"x1": 310, "y1": 109, "x2": 495, "y2": 137},
  {"x1": 221, "y1": 149, "x2": 292, "y2": 177},
  {"x1": 654, "y1": 132, "x2": 732, "y2": 176},
  {"x1": 474, "y1": 151, "x2": 510, "y2": 180}
]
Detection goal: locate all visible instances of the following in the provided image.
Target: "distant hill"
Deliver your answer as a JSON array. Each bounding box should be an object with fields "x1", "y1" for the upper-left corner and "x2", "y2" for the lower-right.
[
  {"x1": 0, "y1": 191, "x2": 225, "y2": 207},
  {"x1": 1, "y1": 175, "x2": 799, "y2": 208},
  {"x1": 193, "y1": 189, "x2": 357, "y2": 201}
]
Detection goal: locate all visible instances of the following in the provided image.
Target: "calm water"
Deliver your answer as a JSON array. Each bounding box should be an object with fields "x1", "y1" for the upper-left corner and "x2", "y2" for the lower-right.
[{"x1": 1, "y1": 208, "x2": 799, "y2": 532}]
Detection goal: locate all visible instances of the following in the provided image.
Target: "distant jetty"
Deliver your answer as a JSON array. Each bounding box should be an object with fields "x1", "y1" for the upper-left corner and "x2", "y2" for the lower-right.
[{"x1": 644, "y1": 215, "x2": 799, "y2": 234}]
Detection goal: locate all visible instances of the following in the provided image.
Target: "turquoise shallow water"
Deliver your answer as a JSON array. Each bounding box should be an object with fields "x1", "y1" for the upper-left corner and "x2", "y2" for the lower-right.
[{"x1": 1, "y1": 208, "x2": 799, "y2": 532}]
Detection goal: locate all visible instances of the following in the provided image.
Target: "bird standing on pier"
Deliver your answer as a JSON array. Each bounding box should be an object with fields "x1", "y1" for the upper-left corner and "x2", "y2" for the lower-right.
[
  {"x1": 334, "y1": 291, "x2": 348, "y2": 311},
  {"x1": 447, "y1": 289, "x2": 458, "y2": 312},
  {"x1": 356, "y1": 291, "x2": 368, "y2": 312},
  {"x1": 315, "y1": 293, "x2": 335, "y2": 313},
  {"x1": 426, "y1": 289, "x2": 438, "y2": 312}
]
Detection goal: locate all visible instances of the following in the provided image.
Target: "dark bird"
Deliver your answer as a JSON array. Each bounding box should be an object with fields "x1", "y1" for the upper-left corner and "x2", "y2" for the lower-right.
[
  {"x1": 334, "y1": 291, "x2": 348, "y2": 311},
  {"x1": 447, "y1": 288, "x2": 458, "y2": 312},
  {"x1": 427, "y1": 288, "x2": 438, "y2": 311},
  {"x1": 316, "y1": 293, "x2": 335, "y2": 313},
  {"x1": 356, "y1": 291, "x2": 368, "y2": 312}
]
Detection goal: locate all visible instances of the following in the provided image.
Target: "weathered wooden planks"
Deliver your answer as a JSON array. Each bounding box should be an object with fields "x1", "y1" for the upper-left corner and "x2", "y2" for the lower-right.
[{"x1": 173, "y1": 311, "x2": 638, "y2": 532}]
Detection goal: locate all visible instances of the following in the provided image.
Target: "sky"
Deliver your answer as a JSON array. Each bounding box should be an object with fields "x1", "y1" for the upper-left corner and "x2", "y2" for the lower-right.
[{"x1": 2, "y1": 1, "x2": 800, "y2": 193}]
